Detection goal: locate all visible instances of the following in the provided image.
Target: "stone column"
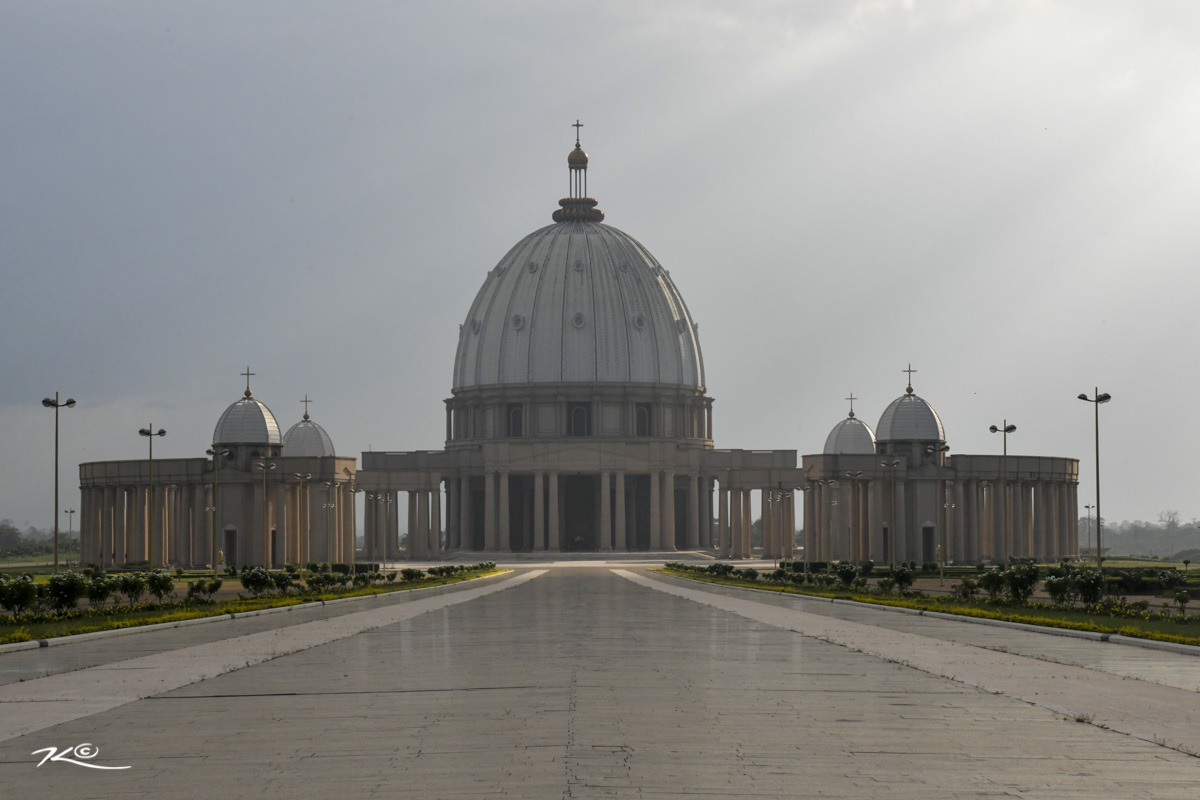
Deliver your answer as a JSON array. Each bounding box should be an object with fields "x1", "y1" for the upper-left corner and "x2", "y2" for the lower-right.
[
  {"x1": 533, "y1": 472, "x2": 545, "y2": 551},
  {"x1": 686, "y1": 475, "x2": 700, "y2": 550},
  {"x1": 484, "y1": 472, "x2": 497, "y2": 551},
  {"x1": 662, "y1": 471, "x2": 676, "y2": 551},
  {"x1": 498, "y1": 472, "x2": 510, "y2": 552},
  {"x1": 729, "y1": 488, "x2": 742, "y2": 559},
  {"x1": 614, "y1": 472, "x2": 627, "y2": 552},
  {"x1": 548, "y1": 472, "x2": 560, "y2": 551},
  {"x1": 414, "y1": 490, "x2": 429, "y2": 562},
  {"x1": 741, "y1": 488, "x2": 753, "y2": 558},
  {"x1": 649, "y1": 471, "x2": 661, "y2": 550},
  {"x1": 459, "y1": 476, "x2": 472, "y2": 551},
  {"x1": 432, "y1": 483, "x2": 443, "y2": 559},
  {"x1": 784, "y1": 492, "x2": 796, "y2": 559},
  {"x1": 763, "y1": 489, "x2": 777, "y2": 560},
  {"x1": 600, "y1": 472, "x2": 612, "y2": 551},
  {"x1": 718, "y1": 487, "x2": 729, "y2": 558}
]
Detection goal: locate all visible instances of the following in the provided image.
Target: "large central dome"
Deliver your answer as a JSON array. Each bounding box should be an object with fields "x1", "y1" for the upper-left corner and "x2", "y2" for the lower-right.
[{"x1": 452, "y1": 136, "x2": 704, "y2": 391}]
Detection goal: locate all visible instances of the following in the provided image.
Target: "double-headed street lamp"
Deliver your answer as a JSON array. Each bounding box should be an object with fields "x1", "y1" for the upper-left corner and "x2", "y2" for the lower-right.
[
  {"x1": 880, "y1": 458, "x2": 901, "y2": 566},
  {"x1": 139, "y1": 424, "x2": 167, "y2": 567},
  {"x1": 1078, "y1": 389, "x2": 1111, "y2": 568},
  {"x1": 844, "y1": 470, "x2": 864, "y2": 561},
  {"x1": 1083, "y1": 503, "x2": 1094, "y2": 561},
  {"x1": 988, "y1": 421, "x2": 1016, "y2": 568},
  {"x1": 206, "y1": 447, "x2": 230, "y2": 575},
  {"x1": 255, "y1": 460, "x2": 276, "y2": 567},
  {"x1": 293, "y1": 472, "x2": 312, "y2": 566},
  {"x1": 926, "y1": 443, "x2": 950, "y2": 568},
  {"x1": 42, "y1": 393, "x2": 76, "y2": 573}
]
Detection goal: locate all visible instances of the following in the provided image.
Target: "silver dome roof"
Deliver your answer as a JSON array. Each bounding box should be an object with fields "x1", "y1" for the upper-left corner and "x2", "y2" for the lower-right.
[
  {"x1": 824, "y1": 413, "x2": 877, "y2": 454},
  {"x1": 876, "y1": 388, "x2": 945, "y2": 443},
  {"x1": 282, "y1": 416, "x2": 335, "y2": 457},
  {"x1": 452, "y1": 220, "x2": 705, "y2": 390},
  {"x1": 213, "y1": 391, "x2": 282, "y2": 446}
]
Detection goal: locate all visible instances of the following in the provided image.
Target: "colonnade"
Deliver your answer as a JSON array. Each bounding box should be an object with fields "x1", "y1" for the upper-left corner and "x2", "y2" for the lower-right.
[
  {"x1": 715, "y1": 486, "x2": 796, "y2": 560},
  {"x1": 78, "y1": 478, "x2": 356, "y2": 569},
  {"x1": 803, "y1": 477, "x2": 1079, "y2": 565}
]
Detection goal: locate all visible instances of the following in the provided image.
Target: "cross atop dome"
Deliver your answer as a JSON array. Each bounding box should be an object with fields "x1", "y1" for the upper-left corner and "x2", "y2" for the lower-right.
[
  {"x1": 903, "y1": 363, "x2": 917, "y2": 395},
  {"x1": 554, "y1": 120, "x2": 604, "y2": 222},
  {"x1": 845, "y1": 392, "x2": 858, "y2": 418},
  {"x1": 242, "y1": 365, "x2": 256, "y2": 398},
  {"x1": 301, "y1": 394, "x2": 312, "y2": 421}
]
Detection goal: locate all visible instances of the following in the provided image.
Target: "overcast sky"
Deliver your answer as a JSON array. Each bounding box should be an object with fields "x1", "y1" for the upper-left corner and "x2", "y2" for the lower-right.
[{"x1": 3, "y1": 1, "x2": 1198, "y2": 534}]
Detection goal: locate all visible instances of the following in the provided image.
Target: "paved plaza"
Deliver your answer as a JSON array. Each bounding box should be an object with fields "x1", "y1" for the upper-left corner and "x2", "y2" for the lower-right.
[{"x1": 2, "y1": 564, "x2": 1200, "y2": 798}]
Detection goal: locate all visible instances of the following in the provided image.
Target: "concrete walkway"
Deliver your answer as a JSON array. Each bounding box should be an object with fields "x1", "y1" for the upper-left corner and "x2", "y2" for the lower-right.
[{"x1": 1, "y1": 566, "x2": 1198, "y2": 798}]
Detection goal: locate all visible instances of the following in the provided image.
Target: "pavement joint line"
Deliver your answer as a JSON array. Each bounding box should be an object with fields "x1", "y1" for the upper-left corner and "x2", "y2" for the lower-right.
[
  {"x1": 0, "y1": 569, "x2": 545, "y2": 743},
  {"x1": 615, "y1": 568, "x2": 1200, "y2": 759},
  {"x1": 0, "y1": 569, "x2": 514, "y2": 655}
]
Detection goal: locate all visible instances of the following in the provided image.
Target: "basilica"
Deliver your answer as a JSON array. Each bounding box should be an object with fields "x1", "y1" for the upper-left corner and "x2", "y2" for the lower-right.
[{"x1": 77, "y1": 129, "x2": 1078, "y2": 568}]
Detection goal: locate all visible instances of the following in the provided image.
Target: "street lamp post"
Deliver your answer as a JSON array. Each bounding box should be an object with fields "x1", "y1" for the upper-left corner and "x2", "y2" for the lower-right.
[
  {"x1": 206, "y1": 447, "x2": 230, "y2": 575},
  {"x1": 988, "y1": 421, "x2": 1016, "y2": 568},
  {"x1": 1083, "y1": 504, "x2": 1094, "y2": 562},
  {"x1": 926, "y1": 443, "x2": 950, "y2": 568},
  {"x1": 844, "y1": 471, "x2": 864, "y2": 562},
  {"x1": 1078, "y1": 389, "x2": 1111, "y2": 568},
  {"x1": 255, "y1": 460, "x2": 276, "y2": 567},
  {"x1": 293, "y1": 472, "x2": 312, "y2": 566},
  {"x1": 138, "y1": 425, "x2": 167, "y2": 567},
  {"x1": 323, "y1": 480, "x2": 337, "y2": 565},
  {"x1": 880, "y1": 459, "x2": 901, "y2": 566},
  {"x1": 799, "y1": 485, "x2": 811, "y2": 576},
  {"x1": 42, "y1": 392, "x2": 76, "y2": 573},
  {"x1": 942, "y1": 498, "x2": 956, "y2": 584}
]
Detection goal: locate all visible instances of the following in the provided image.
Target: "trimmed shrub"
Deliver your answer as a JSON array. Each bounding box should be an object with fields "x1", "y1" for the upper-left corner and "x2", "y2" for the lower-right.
[
  {"x1": 0, "y1": 574, "x2": 39, "y2": 614},
  {"x1": 46, "y1": 570, "x2": 89, "y2": 610},
  {"x1": 833, "y1": 561, "x2": 860, "y2": 587},
  {"x1": 87, "y1": 575, "x2": 118, "y2": 607},
  {"x1": 118, "y1": 573, "x2": 148, "y2": 604},
  {"x1": 146, "y1": 570, "x2": 176, "y2": 603}
]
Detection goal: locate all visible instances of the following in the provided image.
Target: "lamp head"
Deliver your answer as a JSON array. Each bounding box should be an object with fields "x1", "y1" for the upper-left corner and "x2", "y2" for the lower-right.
[
  {"x1": 1005, "y1": 424, "x2": 1016, "y2": 433},
  {"x1": 42, "y1": 398, "x2": 55, "y2": 407},
  {"x1": 1097, "y1": 393, "x2": 1111, "y2": 404},
  {"x1": 65, "y1": 398, "x2": 76, "y2": 407}
]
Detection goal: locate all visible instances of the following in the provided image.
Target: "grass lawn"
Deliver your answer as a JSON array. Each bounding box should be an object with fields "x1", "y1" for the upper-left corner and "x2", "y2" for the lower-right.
[
  {"x1": 659, "y1": 567, "x2": 1200, "y2": 648},
  {"x1": 0, "y1": 567, "x2": 502, "y2": 644}
]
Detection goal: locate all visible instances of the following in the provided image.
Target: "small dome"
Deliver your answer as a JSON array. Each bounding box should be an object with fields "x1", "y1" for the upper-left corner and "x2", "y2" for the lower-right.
[
  {"x1": 876, "y1": 388, "x2": 945, "y2": 443},
  {"x1": 213, "y1": 391, "x2": 282, "y2": 446},
  {"x1": 568, "y1": 145, "x2": 589, "y2": 168},
  {"x1": 282, "y1": 416, "x2": 336, "y2": 457},
  {"x1": 824, "y1": 413, "x2": 877, "y2": 454}
]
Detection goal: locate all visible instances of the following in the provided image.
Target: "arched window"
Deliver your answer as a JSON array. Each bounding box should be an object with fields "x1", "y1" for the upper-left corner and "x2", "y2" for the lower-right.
[
  {"x1": 507, "y1": 404, "x2": 523, "y2": 437},
  {"x1": 568, "y1": 403, "x2": 591, "y2": 436},
  {"x1": 635, "y1": 403, "x2": 652, "y2": 437}
]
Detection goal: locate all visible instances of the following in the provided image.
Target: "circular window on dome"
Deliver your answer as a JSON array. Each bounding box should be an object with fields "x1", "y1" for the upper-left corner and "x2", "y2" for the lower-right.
[
  {"x1": 511, "y1": 314, "x2": 525, "y2": 330},
  {"x1": 470, "y1": 319, "x2": 481, "y2": 333},
  {"x1": 633, "y1": 314, "x2": 645, "y2": 330},
  {"x1": 573, "y1": 312, "x2": 586, "y2": 329},
  {"x1": 574, "y1": 260, "x2": 584, "y2": 273},
  {"x1": 527, "y1": 262, "x2": 538, "y2": 274}
]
